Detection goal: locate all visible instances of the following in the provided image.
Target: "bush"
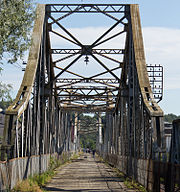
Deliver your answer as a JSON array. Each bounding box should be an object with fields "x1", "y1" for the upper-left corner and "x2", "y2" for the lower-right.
[{"x1": 12, "y1": 179, "x2": 42, "y2": 192}]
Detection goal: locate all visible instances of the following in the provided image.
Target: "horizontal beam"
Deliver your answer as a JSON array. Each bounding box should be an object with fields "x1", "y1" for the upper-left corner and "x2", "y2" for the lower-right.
[
  {"x1": 60, "y1": 106, "x2": 114, "y2": 112},
  {"x1": 59, "y1": 101, "x2": 115, "y2": 105},
  {"x1": 56, "y1": 86, "x2": 118, "y2": 91},
  {"x1": 51, "y1": 49, "x2": 124, "y2": 55},
  {"x1": 57, "y1": 96, "x2": 116, "y2": 100},
  {"x1": 58, "y1": 95, "x2": 116, "y2": 99},
  {"x1": 56, "y1": 78, "x2": 119, "y2": 84},
  {"x1": 62, "y1": 100, "x2": 114, "y2": 104},
  {"x1": 59, "y1": 100, "x2": 115, "y2": 104},
  {"x1": 47, "y1": 4, "x2": 126, "y2": 13}
]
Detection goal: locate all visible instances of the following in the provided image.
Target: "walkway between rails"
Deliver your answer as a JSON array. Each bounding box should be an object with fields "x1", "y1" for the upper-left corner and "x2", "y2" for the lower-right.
[{"x1": 45, "y1": 153, "x2": 138, "y2": 192}]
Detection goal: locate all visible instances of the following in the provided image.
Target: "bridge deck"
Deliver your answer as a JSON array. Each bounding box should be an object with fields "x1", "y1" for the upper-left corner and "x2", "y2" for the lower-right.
[{"x1": 45, "y1": 153, "x2": 137, "y2": 192}]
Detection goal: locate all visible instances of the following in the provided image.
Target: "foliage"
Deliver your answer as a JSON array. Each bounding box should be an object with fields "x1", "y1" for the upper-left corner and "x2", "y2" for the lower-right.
[
  {"x1": 79, "y1": 114, "x2": 97, "y2": 127},
  {"x1": 0, "y1": 82, "x2": 13, "y2": 110},
  {"x1": 164, "y1": 113, "x2": 180, "y2": 123},
  {"x1": 70, "y1": 153, "x2": 79, "y2": 160},
  {"x1": 31, "y1": 170, "x2": 55, "y2": 188},
  {"x1": 124, "y1": 178, "x2": 147, "y2": 192},
  {"x1": 80, "y1": 133, "x2": 96, "y2": 150},
  {"x1": 0, "y1": 0, "x2": 34, "y2": 65},
  {"x1": 99, "y1": 157, "x2": 147, "y2": 192},
  {"x1": 12, "y1": 157, "x2": 57, "y2": 191},
  {"x1": 12, "y1": 179, "x2": 42, "y2": 192},
  {"x1": 79, "y1": 114, "x2": 97, "y2": 150},
  {"x1": 78, "y1": 114, "x2": 106, "y2": 150},
  {"x1": 113, "y1": 167, "x2": 146, "y2": 192},
  {"x1": 12, "y1": 168, "x2": 54, "y2": 191}
]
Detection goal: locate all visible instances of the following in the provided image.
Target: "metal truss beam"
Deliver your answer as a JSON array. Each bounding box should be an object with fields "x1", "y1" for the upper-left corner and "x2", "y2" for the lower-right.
[
  {"x1": 48, "y1": 14, "x2": 83, "y2": 47},
  {"x1": 56, "y1": 86, "x2": 117, "y2": 91},
  {"x1": 58, "y1": 95, "x2": 116, "y2": 101},
  {"x1": 91, "y1": 16, "x2": 126, "y2": 48},
  {"x1": 51, "y1": 49, "x2": 124, "y2": 55},
  {"x1": 60, "y1": 106, "x2": 114, "y2": 113},
  {"x1": 50, "y1": 54, "x2": 83, "y2": 85},
  {"x1": 47, "y1": 4, "x2": 126, "y2": 13},
  {"x1": 56, "y1": 78, "x2": 119, "y2": 84},
  {"x1": 91, "y1": 54, "x2": 121, "y2": 82}
]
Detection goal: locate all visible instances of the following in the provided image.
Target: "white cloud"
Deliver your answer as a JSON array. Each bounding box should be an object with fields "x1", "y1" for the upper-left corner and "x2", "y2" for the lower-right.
[
  {"x1": 50, "y1": 26, "x2": 126, "y2": 49},
  {"x1": 143, "y1": 27, "x2": 180, "y2": 90}
]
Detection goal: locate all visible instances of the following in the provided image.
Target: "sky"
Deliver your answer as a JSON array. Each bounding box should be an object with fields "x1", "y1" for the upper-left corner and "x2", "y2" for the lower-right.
[{"x1": 1, "y1": 0, "x2": 180, "y2": 115}]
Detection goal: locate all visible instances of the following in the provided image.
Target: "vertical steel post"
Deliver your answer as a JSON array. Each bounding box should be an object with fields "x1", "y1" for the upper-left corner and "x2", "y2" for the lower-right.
[
  {"x1": 74, "y1": 112, "x2": 78, "y2": 151},
  {"x1": 99, "y1": 112, "x2": 103, "y2": 144}
]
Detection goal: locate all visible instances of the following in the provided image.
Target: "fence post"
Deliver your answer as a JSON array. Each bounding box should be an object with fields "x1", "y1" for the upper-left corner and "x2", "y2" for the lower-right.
[{"x1": 152, "y1": 160, "x2": 160, "y2": 192}]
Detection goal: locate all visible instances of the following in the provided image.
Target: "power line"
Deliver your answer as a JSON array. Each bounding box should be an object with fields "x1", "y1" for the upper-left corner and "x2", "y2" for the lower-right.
[{"x1": 2, "y1": 53, "x2": 25, "y2": 71}]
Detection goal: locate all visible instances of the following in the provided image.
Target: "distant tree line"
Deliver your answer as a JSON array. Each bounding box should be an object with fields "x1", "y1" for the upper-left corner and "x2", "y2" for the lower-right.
[
  {"x1": 164, "y1": 113, "x2": 180, "y2": 123},
  {"x1": 78, "y1": 114, "x2": 106, "y2": 150},
  {"x1": 79, "y1": 114, "x2": 97, "y2": 150}
]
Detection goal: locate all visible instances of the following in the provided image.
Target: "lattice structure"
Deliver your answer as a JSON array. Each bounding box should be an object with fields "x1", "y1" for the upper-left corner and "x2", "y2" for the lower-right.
[
  {"x1": 147, "y1": 64, "x2": 163, "y2": 103},
  {"x1": 1, "y1": 4, "x2": 164, "y2": 187}
]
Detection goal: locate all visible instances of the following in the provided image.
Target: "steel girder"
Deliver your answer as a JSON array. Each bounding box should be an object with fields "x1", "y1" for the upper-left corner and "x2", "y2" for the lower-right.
[
  {"x1": 47, "y1": 4, "x2": 125, "y2": 14},
  {"x1": 1, "y1": 3, "x2": 164, "y2": 167}
]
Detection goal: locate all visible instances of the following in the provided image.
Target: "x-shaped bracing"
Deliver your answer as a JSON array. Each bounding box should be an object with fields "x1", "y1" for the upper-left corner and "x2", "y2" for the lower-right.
[{"x1": 46, "y1": 4, "x2": 128, "y2": 112}]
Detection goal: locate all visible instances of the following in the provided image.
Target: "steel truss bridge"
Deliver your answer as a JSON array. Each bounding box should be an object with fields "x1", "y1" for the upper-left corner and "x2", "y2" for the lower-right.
[{"x1": 1, "y1": 3, "x2": 167, "y2": 191}]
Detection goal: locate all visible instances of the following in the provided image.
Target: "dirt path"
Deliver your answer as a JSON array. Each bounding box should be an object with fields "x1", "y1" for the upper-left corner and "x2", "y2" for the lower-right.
[{"x1": 44, "y1": 153, "x2": 137, "y2": 192}]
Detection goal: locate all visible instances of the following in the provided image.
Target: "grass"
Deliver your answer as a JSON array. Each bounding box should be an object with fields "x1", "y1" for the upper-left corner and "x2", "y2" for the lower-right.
[
  {"x1": 70, "y1": 153, "x2": 79, "y2": 160},
  {"x1": 12, "y1": 179, "x2": 43, "y2": 192},
  {"x1": 12, "y1": 152, "x2": 80, "y2": 192},
  {"x1": 31, "y1": 170, "x2": 55, "y2": 188},
  {"x1": 124, "y1": 178, "x2": 147, "y2": 192},
  {"x1": 114, "y1": 169, "x2": 147, "y2": 192}
]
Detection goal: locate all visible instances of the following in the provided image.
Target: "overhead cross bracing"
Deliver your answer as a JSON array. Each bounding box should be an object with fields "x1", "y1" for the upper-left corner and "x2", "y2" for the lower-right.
[{"x1": 46, "y1": 4, "x2": 128, "y2": 113}]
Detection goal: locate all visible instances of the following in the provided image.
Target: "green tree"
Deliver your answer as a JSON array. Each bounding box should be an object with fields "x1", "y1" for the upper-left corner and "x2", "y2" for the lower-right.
[
  {"x1": 0, "y1": 0, "x2": 34, "y2": 109},
  {"x1": 0, "y1": 82, "x2": 13, "y2": 110},
  {"x1": 0, "y1": 0, "x2": 34, "y2": 65},
  {"x1": 80, "y1": 133, "x2": 96, "y2": 150},
  {"x1": 79, "y1": 115, "x2": 97, "y2": 150},
  {"x1": 164, "y1": 113, "x2": 180, "y2": 123}
]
